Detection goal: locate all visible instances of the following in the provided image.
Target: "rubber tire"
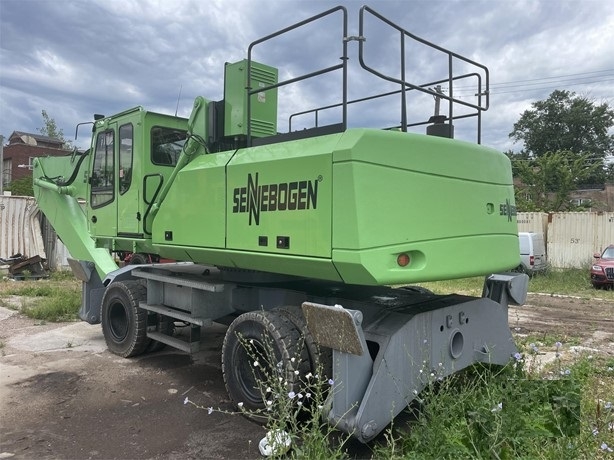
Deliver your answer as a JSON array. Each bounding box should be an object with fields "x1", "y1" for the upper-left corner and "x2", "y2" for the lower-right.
[
  {"x1": 274, "y1": 306, "x2": 332, "y2": 378},
  {"x1": 101, "y1": 281, "x2": 148, "y2": 358},
  {"x1": 129, "y1": 253, "x2": 149, "y2": 265},
  {"x1": 222, "y1": 310, "x2": 309, "y2": 412}
]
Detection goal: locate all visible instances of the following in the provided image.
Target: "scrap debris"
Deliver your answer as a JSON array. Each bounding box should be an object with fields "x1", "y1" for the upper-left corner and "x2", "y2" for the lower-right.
[{"x1": 0, "y1": 253, "x2": 48, "y2": 280}]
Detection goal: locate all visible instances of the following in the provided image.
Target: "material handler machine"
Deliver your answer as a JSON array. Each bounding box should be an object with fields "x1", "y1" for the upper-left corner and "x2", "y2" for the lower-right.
[{"x1": 33, "y1": 6, "x2": 527, "y2": 443}]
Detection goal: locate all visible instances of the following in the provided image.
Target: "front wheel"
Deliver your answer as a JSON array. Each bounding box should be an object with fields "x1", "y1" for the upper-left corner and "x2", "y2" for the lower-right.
[{"x1": 100, "y1": 281, "x2": 148, "y2": 358}]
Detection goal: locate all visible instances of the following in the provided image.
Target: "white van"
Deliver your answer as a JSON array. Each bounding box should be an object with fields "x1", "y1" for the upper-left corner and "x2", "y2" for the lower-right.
[{"x1": 516, "y1": 232, "x2": 548, "y2": 275}]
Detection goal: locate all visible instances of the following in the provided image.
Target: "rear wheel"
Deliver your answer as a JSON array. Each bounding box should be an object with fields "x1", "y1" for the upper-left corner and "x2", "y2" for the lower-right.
[
  {"x1": 222, "y1": 310, "x2": 309, "y2": 412},
  {"x1": 129, "y1": 253, "x2": 150, "y2": 265},
  {"x1": 100, "y1": 281, "x2": 148, "y2": 358},
  {"x1": 274, "y1": 306, "x2": 332, "y2": 378}
]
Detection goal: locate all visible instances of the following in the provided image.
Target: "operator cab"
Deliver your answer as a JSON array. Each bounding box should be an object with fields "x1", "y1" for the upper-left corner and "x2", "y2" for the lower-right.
[{"x1": 86, "y1": 107, "x2": 187, "y2": 247}]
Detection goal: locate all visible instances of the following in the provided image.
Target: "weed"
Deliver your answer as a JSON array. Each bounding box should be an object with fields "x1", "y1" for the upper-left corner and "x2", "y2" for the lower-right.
[
  {"x1": 516, "y1": 333, "x2": 582, "y2": 348},
  {"x1": 370, "y1": 342, "x2": 613, "y2": 459},
  {"x1": 21, "y1": 289, "x2": 81, "y2": 322},
  {"x1": 0, "y1": 278, "x2": 81, "y2": 322},
  {"x1": 185, "y1": 328, "x2": 350, "y2": 458},
  {"x1": 49, "y1": 270, "x2": 77, "y2": 281},
  {"x1": 187, "y1": 330, "x2": 613, "y2": 458}
]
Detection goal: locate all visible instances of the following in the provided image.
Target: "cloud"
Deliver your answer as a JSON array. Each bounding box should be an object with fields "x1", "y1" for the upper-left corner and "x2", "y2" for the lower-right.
[{"x1": 1, "y1": 0, "x2": 612, "y2": 154}]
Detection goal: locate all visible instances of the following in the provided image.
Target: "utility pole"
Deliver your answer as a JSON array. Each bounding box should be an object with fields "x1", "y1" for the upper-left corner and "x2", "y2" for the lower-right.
[{"x1": 433, "y1": 85, "x2": 443, "y2": 117}]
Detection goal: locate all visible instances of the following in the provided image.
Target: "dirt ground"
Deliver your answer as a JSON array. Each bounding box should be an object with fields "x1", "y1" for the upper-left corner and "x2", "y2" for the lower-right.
[
  {"x1": 510, "y1": 293, "x2": 614, "y2": 352},
  {"x1": 0, "y1": 293, "x2": 612, "y2": 460}
]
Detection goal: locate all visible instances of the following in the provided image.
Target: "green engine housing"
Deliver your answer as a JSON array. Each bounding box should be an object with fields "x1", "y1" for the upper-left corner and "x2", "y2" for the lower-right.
[{"x1": 152, "y1": 128, "x2": 518, "y2": 285}]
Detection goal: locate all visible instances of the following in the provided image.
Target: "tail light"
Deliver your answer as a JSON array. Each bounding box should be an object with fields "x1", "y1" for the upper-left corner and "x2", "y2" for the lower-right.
[
  {"x1": 397, "y1": 253, "x2": 410, "y2": 267},
  {"x1": 530, "y1": 255, "x2": 534, "y2": 266}
]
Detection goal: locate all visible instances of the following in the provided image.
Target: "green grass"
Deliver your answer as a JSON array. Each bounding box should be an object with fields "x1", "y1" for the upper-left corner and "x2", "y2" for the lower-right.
[
  {"x1": 529, "y1": 268, "x2": 614, "y2": 297},
  {"x1": 417, "y1": 267, "x2": 614, "y2": 299},
  {"x1": 371, "y1": 351, "x2": 614, "y2": 459},
  {"x1": 0, "y1": 274, "x2": 81, "y2": 322}
]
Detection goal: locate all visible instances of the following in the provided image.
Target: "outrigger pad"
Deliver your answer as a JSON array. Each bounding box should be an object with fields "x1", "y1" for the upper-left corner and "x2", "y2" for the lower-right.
[
  {"x1": 483, "y1": 272, "x2": 529, "y2": 306},
  {"x1": 301, "y1": 302, "x2": 364, "y2": 355},
  {"x1": 68, "y1": 258, "x2": 92, "y2": 282}
]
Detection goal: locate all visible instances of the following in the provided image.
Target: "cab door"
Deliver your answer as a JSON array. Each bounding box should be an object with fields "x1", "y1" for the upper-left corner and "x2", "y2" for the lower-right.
[
  {"x1": 88, "y1": 124, "x2": 117, "y2": 237},
  {"x1": 116, "y1": 123, "x2": 141, "y2": 236}
]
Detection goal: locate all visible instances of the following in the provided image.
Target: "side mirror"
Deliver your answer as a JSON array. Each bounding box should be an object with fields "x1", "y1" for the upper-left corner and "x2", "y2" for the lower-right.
[{"x1": 594, "y1": 253, "x2": 601, "y2": 259}]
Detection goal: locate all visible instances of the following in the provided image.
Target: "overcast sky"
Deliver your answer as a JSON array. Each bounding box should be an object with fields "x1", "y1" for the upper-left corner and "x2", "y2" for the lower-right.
[{"x1": 1, "y1": 0, "x2": 613, "y2": 153}]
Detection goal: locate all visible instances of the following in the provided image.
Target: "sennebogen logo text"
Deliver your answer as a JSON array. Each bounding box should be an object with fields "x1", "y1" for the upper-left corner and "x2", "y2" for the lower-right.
[{"x1": 232, "y1": 173, "x2": 319, "y2": 225}]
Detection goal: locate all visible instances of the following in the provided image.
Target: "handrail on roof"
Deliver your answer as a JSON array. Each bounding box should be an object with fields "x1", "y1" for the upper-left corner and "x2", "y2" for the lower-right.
[
  {"x1": 246, "y1": 6, "x2": 348, "y2": 147},
  {"x1": 245, "y1": 5, "x2": 489, "y2": 145},
  {"x1": 358, "y1": 5, "x2": 489, "y2": 143}
]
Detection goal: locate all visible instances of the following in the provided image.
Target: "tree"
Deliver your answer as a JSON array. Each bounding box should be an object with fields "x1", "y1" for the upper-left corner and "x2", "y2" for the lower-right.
[
  {"x1": 5, "y1": 176, "x2": 34, "y2": 197},
  {"x1": 512, "y1": 151, "x2": 600, "y2": 212},
  {"x1": 38, "y1": 110, "x2": 72, "y2": 149},
  {"x1": 510, "y1": 90, "x2": 614, "y2": 159},
  {"x1": 509, "y1": 91, "x2": 614, "y2": 209}
]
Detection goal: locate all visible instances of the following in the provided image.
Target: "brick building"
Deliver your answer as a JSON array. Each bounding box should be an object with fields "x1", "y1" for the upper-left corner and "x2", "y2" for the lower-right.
[
  {"x1": 2, "y1": 131, "x2": 66, "y2": 186},
  {"x1": 569, "y1": 184, "x2": 614, "y2": 212},
  {"x1": 514, "y1": 176, "x2": 614, "y2": 212}
]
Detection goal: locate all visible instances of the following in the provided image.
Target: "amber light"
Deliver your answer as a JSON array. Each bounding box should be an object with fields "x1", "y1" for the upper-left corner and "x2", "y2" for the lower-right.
[{"x1": 397, "y1": 253, "x2": 410, "y2": 267}]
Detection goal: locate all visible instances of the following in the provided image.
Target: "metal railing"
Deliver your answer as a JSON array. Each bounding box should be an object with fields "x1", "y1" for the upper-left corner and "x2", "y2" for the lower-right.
[
  {"x1": 246, "y1": 6, "x2": 348, "y2": 147},
  {"x1": 246, "y1": 5, "x2": 489, "y2": 145}
]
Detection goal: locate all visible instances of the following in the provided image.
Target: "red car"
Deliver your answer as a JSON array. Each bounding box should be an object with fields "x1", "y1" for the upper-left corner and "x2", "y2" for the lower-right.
[{"x1": 590, "y1": 245, "x2": 614, "y2": 289}]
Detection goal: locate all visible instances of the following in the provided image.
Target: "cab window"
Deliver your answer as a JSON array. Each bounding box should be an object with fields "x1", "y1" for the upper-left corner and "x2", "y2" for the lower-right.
[
  {"x1": 119, "y1": 124, "x2": 133, "y2": 194},
  {"x1": 151, "y1": 126, "x2": 187, "y2": 166},
  {"x1": 91, "y1": 130, "x2": 114, "y2": 208}
]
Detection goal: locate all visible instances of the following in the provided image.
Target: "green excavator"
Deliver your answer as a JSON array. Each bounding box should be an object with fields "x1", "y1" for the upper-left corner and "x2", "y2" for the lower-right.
[{"x1": 33, "y1": 5, "x2": 526, "y2": 443}]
